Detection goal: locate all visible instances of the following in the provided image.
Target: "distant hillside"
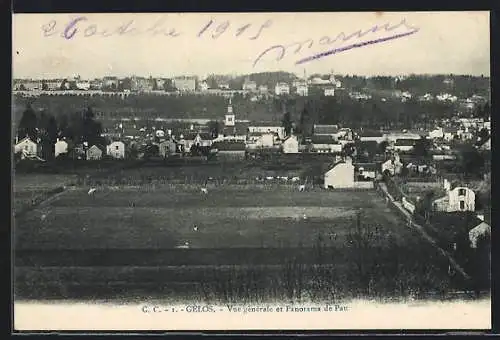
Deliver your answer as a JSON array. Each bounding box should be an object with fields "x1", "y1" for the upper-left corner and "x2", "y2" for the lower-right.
[
  {"x1": 206, "y1": 71, "x2": 299, "y2": 90},
  {"x1": 12, "y1": 93, "x2": 290, "y2": 125}
]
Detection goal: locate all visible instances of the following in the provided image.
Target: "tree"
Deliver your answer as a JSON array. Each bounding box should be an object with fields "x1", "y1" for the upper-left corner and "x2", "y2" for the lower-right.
[
  {"x1": 82, "y1": 106, "x2": 103, "y2": 146},
  {"x1": 282, "y1": 111, "x2": 293, "y2": 137},
  {"x1": 457, "y1": 145, "x2": 485, "y2": 179},
  {"x1": 299, "y1": 105, "x2": 314, "y2": 136},
  {"x1": 413, "y1": 136, "x2": 432, "y2": 158},
  {"x1": 476, "y1": 128, "x2": 490, "y2": 146},
  {"x1": 207, "y1": 120, "x2": 221, "y2": 138},
  {"x1": 379, "y1": 140, "x2": 389, "y2": 155},
  {"x1": 58, "y1": 114, "x2": 70, "y2": 138},
  {"x1": 415, "y1": 190, "x2": 435, "y2": 221},
  {"x1": 17, "y1": 104, "x2": 38, "y2": 140}
]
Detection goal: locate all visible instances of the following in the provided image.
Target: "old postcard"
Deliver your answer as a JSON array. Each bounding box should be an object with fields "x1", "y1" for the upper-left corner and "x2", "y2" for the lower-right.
[{"x1": 12, "y1": 11, "x2": 491, "y2": 331}]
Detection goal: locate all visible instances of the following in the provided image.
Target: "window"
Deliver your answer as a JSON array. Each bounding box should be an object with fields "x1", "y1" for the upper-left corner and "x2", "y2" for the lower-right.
[
  {"x1": 458, "y1": 188, "x2": 466, "y2": 196},
  {"x1": 460, "y1": 201, "x2": 465, "y2": 210},
  {"x1": 115, "y1": 146, "x2": 119, "y2": 150}
]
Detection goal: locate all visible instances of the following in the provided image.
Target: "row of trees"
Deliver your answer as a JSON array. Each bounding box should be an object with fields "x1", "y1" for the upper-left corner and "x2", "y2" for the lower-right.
[{"x1": 16, "y1": 104, "x2": 103, "y2": 160}]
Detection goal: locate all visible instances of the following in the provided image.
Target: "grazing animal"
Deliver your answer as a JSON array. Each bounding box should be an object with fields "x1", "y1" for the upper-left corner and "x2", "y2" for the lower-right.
[
  {"x1": 193, "y1": 225, "x2": 198, "y2": 232},
  {"x1": 88, "y1": 188, "x2": 97, "y2": 195},
  {"x1": 201, "y1": 188, "x2": 208, "y2": 194},
  {"x1": 299, "y1": 185, "x2": 306, "y2": 192}
]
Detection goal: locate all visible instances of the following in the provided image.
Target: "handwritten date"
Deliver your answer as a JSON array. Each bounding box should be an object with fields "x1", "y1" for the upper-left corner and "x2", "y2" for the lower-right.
[{"x1": 41, "y1": 16, "x2": 273, "y2": 41}]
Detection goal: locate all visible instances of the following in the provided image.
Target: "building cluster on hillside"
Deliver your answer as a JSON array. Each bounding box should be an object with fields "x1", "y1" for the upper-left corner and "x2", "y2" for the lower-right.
[
  {"x1": 12, "y1": 72, "x2": 344, "y2": 98},
  {"x1": 13, "y1": 73, "x2": 489, "y2": 115}
]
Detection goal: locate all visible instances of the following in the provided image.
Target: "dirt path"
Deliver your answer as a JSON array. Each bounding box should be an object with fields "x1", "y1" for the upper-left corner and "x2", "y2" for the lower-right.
[{"x1": 378, "y1": 182, "x2": 471, "y2": 280}]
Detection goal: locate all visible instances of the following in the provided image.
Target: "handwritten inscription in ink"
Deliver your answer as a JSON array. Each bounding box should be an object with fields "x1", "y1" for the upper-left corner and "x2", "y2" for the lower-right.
[{"x1": 41, "y1": 16, "x2": 273, "y2": 41}]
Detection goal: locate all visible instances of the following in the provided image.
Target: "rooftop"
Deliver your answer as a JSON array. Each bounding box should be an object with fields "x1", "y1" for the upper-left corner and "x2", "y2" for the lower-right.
[
  {"x1": 313, "y1": 124, "x2": 339, "y2": 135},
  {"x1": 311, "y1": 135, "x2": 338, "y2": 144},
  {"x1": 212, "y1": 141, "x2": 246, "y2": 151}
]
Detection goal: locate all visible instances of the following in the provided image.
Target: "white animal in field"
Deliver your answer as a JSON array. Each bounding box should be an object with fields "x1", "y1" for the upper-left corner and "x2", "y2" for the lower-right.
[
  {"x1": 201, "y1": 188, "x2": 208, "y2": 194},
  {"x1": 299, "y1": 185, "x2": 306, "y2": 192},
  {"x1": 266, "y1": 176, "x2": 274, "y2": 180},
  {"x1": 193, "y1": 225, "x2": 198, "y2": 231},
  {"x1": 291, "y1": 177, "x2": 300, "y2": 182},
  {"x1": 88, "y1": 188, "x2": 97, "y2": 195}
]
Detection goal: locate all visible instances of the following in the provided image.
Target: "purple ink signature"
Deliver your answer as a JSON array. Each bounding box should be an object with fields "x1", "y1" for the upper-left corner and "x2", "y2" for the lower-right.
[
  {"x1": 253, "y1": 18, "x2": 420, "y2": 67},
  {"x1": 41, "y1": 16, "x2": 272, "y2": 41}
]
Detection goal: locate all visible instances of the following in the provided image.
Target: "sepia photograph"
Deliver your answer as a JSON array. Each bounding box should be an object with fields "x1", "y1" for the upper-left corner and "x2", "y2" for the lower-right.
[{"x1": 12, "y1": 11, "x2": 491, "y2": 331}]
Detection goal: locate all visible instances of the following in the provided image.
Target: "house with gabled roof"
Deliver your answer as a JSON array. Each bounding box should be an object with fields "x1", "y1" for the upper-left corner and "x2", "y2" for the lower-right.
[
  {"x1": 324, "y1": 156, "x2": 355, "y2": 189},
  {"x1": 282, "y1": 135, "x2": 299, "y2": 154},
  {"x1": 310, "y1": 135, "x2": 342, "y2": 153},
  {"x1": 211, "y1": 141, "x2": 246, "y2": 161},
  {"x1": 14, "y1": 137, "x2": 39, "y2": 159},
  {"x1": 313, "y1": 124, "x2": 340, "y2": 137},
  {"x1": 86, "y1": 144, "x2": 105, "y2": 160}
]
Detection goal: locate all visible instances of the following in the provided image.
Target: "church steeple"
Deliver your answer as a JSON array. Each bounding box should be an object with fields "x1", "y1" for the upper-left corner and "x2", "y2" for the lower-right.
[{"x1": 225, "y1": 97, "x2": 235, "y2": 127}]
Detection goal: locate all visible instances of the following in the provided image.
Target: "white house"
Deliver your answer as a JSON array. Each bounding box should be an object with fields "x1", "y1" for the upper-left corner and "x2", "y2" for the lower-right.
[
  {"x1": 382, "y1": 153, "x2": 403, "y2": 176},
  {"x1": 258, "y1": 85, "x2": 268, "y2": 94},
  {"x1": 86, "y1": 145, "x2": 103, "y2": 160},
  {"x1": 14, "y1": 137, "x2": 38, "y2": 159},
  {"x1": 324, "y1": 87, "x2": 335, "y2": 96},
  {"x1": 433, "y1": 186, "x2": 476, "y2": 212},
  {"x1": 107, "y1": 141, "x2": 126, "y2": 159},
  {"x1": 324, "y1": 157, "x2": 355, "y2": 189},
  {"x1": 198, "y1": 81, "x2": 209, "y2": 92},
  {"x1": 76, "y1": 81, "x2": 91, "y2": 90},
  {"x1": 443, "y1": 127, "x2": 458, "y2": 141},
  {"x1": 54, "y1": 139, "x2": 68, "y2": 157},
  {"x1": 274, "y1": 82, "x2": 290, "y2": 95},
  {"x1": 242, "y1": 80, "x2": 257, "y2": 92},
  {"x1": 256, "y1": 133, "x2": 275, "y2": 148},
  {"x1": 384, "y1": 132, "x2": 422, "y2": 143},
  {"x1": 428, "y1": 127, "x2": 444, "y2": 139},
  {"x1": 295, "y1": 83, "x2": 308, "y2": 96},
  {"x1": 282, "y1": 135, "x2": 299, "y2": 153},
  {"x1": 159, "y1": 138, "x2": 177, "y2": 158}
]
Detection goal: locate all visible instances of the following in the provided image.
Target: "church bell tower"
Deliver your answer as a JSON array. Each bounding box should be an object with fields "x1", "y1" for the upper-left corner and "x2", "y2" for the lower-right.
[{"x1": 225, "y1": 97, "x2": 235, "y2": 127}]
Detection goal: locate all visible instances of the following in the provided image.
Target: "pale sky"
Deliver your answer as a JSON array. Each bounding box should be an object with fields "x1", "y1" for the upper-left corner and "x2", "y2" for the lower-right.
[{"x1": 12, "y1": 11, "x2": 490, "y2": 79}]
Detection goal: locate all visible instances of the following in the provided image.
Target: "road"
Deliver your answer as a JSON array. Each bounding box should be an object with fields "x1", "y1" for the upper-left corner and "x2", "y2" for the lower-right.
[{"x1": 377, "y1": 182, "x2": 471, "y2": 280}]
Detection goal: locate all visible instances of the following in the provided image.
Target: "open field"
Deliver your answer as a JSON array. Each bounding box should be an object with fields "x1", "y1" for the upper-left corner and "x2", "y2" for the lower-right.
[
  {"x1": 13, "y1": 173, "x2": 78, "y2": 214},
  {"x1": 13, "y1": 181, "x2": 469, "y2": 302},
  {"x1": 16, "y1": 188, "x2": 411, "y2": 251}
]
